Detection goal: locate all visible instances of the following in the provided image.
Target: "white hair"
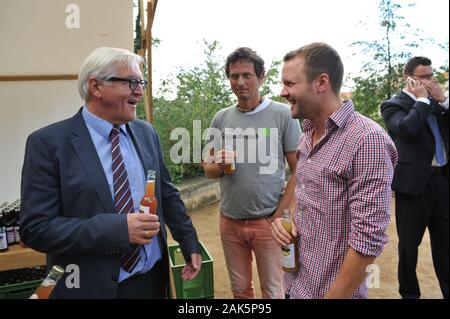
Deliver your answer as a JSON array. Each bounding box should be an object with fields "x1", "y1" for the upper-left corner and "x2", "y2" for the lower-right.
[{"x1": 78, "y1": 47, "x2": 145, "y2": 100}]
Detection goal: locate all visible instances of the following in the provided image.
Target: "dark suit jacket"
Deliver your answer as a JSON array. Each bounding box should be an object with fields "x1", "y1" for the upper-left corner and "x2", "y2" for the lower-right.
[
  {"x1": 20, "y1": 109, "x2": 201, "y2": 298},
  {"x1": 381, "y1": 91, "x2": 449, "y2": 195}
]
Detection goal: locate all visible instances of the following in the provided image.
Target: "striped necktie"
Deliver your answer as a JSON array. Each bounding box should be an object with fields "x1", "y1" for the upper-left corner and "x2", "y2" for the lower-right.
[{"x1": 110, "y1": 126, "x2": 140, "y2": 272}]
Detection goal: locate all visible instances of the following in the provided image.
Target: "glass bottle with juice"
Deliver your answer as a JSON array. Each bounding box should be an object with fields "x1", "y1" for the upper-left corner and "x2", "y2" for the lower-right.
[
  {"x1": 281, "y1": 209, "x2": 299, "y2": 272},
  {"x1": 31, "y1": 265, "x2": 64, "y2": 299},
  {"x1": 223, "y1": 148, "x2": 236, "y2": 175},
  {"x1": 140, "y1": 170, "x2": 157, "y2": 214}
]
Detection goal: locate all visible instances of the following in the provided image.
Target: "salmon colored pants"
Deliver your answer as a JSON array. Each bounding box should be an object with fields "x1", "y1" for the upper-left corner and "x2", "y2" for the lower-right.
[{"x1": 219, "y1": 214, "x2": 284, "y2": 299}]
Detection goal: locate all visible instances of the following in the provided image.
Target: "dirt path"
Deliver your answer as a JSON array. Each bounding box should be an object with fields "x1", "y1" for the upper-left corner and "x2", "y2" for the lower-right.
[{"x1": 168, "y1": 198, "x2": 443, "y2": 299}]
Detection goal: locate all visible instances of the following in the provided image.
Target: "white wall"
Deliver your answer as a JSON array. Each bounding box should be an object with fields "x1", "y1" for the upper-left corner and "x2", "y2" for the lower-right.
[{"x1": 0, "y1": 0, "x2": 134, "y2": 202}]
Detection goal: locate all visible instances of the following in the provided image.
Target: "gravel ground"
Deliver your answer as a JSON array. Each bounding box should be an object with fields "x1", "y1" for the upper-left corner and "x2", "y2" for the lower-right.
[{"x1": 168, "y1": 198, "x2": 444, "y2": 299}]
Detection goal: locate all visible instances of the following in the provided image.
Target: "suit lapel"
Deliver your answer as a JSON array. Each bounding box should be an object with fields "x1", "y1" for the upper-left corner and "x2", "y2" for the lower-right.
[
  {"x1": 127, "y1": 121, "x2": 156, "y2": 174},
  {"x1": 397, "y1": 91, "x2": 435, "y2": 134},
  {"x1": 70, "y1": 110, "x2": 114, "y2": 212},
  {"x1": 397, "y1": 91, "x2": 415, "y2": 110}
]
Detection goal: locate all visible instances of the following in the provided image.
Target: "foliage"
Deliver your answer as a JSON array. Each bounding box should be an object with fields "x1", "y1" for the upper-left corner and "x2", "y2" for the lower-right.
[
  {"x1": 436, "y1": 48, "x2": 450, "y2": 92},
  {"x1": 151, "y1": 41, "x2": 233, "y2": 183},
  {"x1": 134, "y1": 1, "x2": 142, "y2": 54},
  {"x1": 350, "y1": 0, "x2": 431, "y2": 125},
  {"x1": 137, "y1": 40, "x2": 282, "y2": 182},
  {"x1": 351, "y1": 64, "x2": 404, "y2": 124},
  {"x1": 261, "y1": 60, "x2": 283, "y2": 102}
]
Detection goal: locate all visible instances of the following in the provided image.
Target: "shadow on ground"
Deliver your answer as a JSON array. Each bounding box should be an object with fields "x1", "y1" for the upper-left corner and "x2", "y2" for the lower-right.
[{"x1": 168, "y1": 197, "x2": 443, "y2": 299}]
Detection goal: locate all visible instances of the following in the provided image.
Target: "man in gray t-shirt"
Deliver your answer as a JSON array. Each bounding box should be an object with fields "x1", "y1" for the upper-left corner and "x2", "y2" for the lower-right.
[{"x1": 203, "y1": 47, "x2": 300, "y2": 299}]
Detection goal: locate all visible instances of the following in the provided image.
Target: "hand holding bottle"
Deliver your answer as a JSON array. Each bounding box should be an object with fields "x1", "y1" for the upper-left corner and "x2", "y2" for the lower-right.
[
  {"x1": 214, "y1": 149, "x2": 236, "y2": 174},
  {"x1": 272, "y1": 209, "x2": 299, "y2": 272},
  {"x1": 127, "y1": 213, "x2": 160, "y2": 245},
  {"x1": 271, "y1": 213, "x2": 297, "y2": 247}
]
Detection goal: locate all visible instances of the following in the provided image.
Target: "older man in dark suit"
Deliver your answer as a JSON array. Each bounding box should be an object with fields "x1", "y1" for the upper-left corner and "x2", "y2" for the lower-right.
[
  {"x1": 20, "y1": 47, "x2": 202, "y2": 298},
  {"x1": 381, "y1": 56, "x2": 449, "y2": 299}
]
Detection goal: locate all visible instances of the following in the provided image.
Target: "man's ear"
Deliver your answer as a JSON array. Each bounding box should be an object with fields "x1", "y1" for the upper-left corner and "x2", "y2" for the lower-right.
[
  {"x1": 87, "y1": 77, "x2": 103, "y2": 98},
  {"x1": 316, "y1": 73, "x2": 330, "y2": 93}
]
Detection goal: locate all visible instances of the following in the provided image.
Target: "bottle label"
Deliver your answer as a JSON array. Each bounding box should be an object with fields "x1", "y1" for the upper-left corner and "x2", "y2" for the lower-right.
[
  {"x1": 0, "y1": 227, "x2": 8, "y2": 250},
  {"x1": 6, "y1": 227, "x2": 15, "y2": 244},
  {"x1": 139, "y1": 205, "x2": 150, "y2": 214},
  {"x1": 41, "y1": 279, "x2": 57, "y2": 287},
  {"x1": 281, "y1": 244, "x2": 296, "y2": 269},
  {"x1": 14, "y1": 226, "x2": 20, "y2": 243}
]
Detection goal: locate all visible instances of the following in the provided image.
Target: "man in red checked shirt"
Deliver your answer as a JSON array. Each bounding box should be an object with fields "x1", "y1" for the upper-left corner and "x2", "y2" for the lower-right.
[{"x1": 271, "y1": 42, "x2": 398, "y2": 299}]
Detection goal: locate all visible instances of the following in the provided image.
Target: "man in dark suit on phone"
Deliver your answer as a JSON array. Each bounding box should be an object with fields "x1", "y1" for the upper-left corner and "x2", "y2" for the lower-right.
[
  {"x1": 20, "y1": 47, "x2": 202, "y2": 298},
  {"x1": 381, "y1": 56, "x2": 449, "y2": 299}
]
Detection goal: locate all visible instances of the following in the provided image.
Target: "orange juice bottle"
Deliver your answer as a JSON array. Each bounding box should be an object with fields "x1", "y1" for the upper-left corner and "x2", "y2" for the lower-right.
[
  {"x1": 140, "y1": 170, "x2": 157, "y2": 215},
  {"x1": 31, "y1": 265, "x2": 64, "y2": 299}
]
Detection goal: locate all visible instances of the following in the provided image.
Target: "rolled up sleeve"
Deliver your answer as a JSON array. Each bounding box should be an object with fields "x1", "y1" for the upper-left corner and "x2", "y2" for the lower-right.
[{"x1": 348, "y1": 131, "x2": 398, "y2": 256}]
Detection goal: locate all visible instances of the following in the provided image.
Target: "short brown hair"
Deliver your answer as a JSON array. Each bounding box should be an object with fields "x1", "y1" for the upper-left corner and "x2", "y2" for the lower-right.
[
  {"x1": 403, "y1": 56, "x2": 432, "y2": 77},
  {"x1": 225, "y1": 47, "x2": 265, "y2": 79},
  {"x1": 284, "y1": 42, "x2": 344, "y2": 94}
]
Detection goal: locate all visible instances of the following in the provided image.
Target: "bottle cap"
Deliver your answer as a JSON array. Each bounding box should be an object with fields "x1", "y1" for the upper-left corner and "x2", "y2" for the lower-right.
[{"x1": 51, "y1": 265, "x2": 64, "y2": 275}]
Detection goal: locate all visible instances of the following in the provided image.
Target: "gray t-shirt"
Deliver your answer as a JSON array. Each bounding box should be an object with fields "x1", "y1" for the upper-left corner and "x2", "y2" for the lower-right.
[{"x1": 206, "y1": 99, "x2": 301, "y2": 219}]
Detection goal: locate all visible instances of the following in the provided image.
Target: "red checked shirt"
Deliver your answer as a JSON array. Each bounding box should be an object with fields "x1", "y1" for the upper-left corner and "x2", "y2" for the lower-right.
[{"x1": 285, "y1": 100, "x2": 398, "y2": 299}]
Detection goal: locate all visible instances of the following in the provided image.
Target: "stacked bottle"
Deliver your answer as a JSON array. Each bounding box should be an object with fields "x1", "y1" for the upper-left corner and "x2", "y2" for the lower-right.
[
  {"x1": 0, "y1": 202, "x2": 8, "y2": 252},
  {"x1": 0, "y1": 266, "x2": 47, "y2": 286},
  {"x1": 0, "y1": 199, "x2": 22, "y2": 252}
]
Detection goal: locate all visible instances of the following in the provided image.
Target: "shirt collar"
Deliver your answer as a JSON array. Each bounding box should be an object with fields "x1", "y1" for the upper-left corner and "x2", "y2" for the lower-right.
[
  {"x1": 82, "y1": 106, "x2": 127, "y2": 139},
  {"x1": 301, "y1": 100, "x2": 355, "y2": 132},
  {"x1": 402, "y1": 89, "x2": 417, "y2": 101},
  {"x1": 243, "y1": 98, "x2": 271, "y2": 115}
]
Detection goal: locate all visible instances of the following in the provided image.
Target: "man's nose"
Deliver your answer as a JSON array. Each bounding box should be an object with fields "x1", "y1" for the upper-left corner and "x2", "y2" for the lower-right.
[
  {"x1": 280, "y1": 86, "x2": 288, "y2": 97},
  {"x1": 133, "y1": 83, "x2": 145, "y2": 95}
]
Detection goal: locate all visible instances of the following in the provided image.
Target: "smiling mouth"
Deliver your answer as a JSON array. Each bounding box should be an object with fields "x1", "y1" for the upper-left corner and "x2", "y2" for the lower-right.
[{"x1": 127, "y1": 99, "x2": 138, "y2": 106}]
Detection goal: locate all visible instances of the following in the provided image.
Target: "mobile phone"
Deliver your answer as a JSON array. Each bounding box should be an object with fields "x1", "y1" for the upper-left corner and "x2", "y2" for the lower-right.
[{"x1": 406, "y1": 77, "x2": 416, "y2": 86}]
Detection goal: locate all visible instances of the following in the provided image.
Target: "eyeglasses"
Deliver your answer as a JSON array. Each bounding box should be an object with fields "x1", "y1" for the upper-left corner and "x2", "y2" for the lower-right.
[
  {"x1": 412, "y1": 73, "x2": 434, "y2": 80},
  {"x1": 104, "y1": 77, "x2": 148, "y2": 90}
]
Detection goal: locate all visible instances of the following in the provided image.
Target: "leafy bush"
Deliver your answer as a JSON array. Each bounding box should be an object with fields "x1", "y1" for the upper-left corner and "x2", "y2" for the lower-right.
[{"x1": 138, "y1": 40, "x2": 282, "y2": 183}]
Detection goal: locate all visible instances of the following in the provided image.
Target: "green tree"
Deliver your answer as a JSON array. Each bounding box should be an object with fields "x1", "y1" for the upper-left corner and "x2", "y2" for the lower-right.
[
  {"x1": 139, "y1": 40, "x2": 283, "y2": 182},
  {"x1": 436, "y1": 42, "x2": 449, "y2": 91},
  {"x1": 350, "y1": 0, "x2": 431, "y2": 125},
  {"x1": 134, "y1": 1, "x2": 141, "y2": 54},
  {"x1": 261, "y1": 60, "x2": 284, "y2": 102},
  {"x1": 351, "y1": 64, "x2": 404, "y2": 124},
  {"x1": 150, "y1": 41, "x2": 232, "y2": 182}
]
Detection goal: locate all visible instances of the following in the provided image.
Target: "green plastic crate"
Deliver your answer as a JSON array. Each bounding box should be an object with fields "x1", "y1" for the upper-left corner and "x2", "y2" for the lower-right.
[
  {"x1": 168, "y1": 241, "x2": 214, "y2": 299},
  {"x1": 0, "y1": 279, "x2": 42, "y2": 299}
]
